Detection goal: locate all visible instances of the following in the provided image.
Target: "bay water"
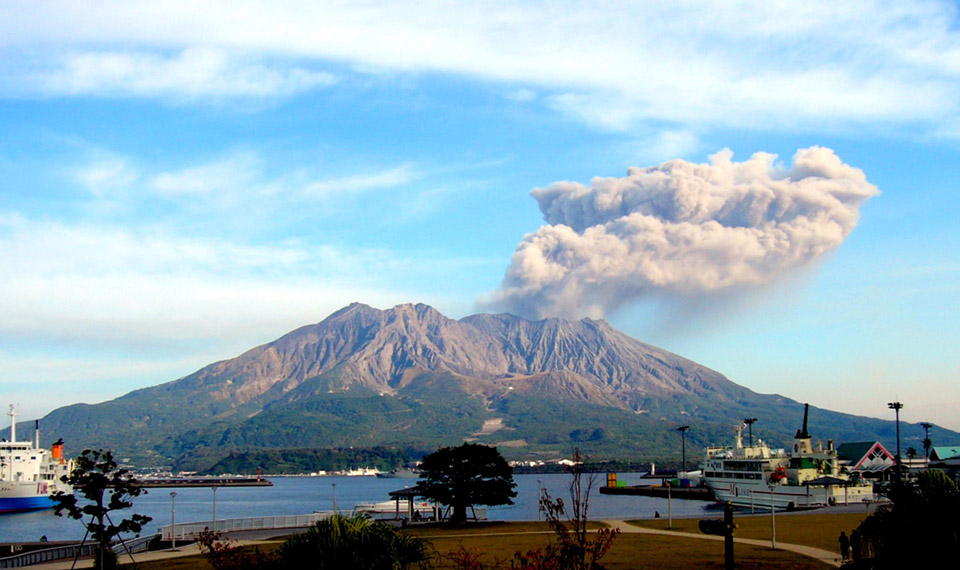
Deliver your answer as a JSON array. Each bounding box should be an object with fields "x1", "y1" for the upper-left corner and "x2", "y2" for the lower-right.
[{"x1": 0, "y1": 473, "x2": 714, "y2": 543}]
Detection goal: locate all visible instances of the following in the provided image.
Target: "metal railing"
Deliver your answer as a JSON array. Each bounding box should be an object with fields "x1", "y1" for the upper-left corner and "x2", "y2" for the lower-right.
[
  {"x1": 0, "y1": 542, "x2": 96, "y2": 568},
  {"x1": 0, "y1": 534, "x2": 160, "y2": 568},
  {"x1": 160, "y1": 511, "x2": 334, "y2": 541}
]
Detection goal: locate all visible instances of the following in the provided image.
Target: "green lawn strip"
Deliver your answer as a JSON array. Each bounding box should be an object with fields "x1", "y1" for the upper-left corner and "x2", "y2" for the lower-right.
[
  {"x1": 419, "y1": 527, "x2": 831, "y2": 569},
  {"x1": 629, "y1": 511, "x2": 867, "y2": 553},
  {"x1": 404, "y1": 520, "x2": 603, "y2": 538}
]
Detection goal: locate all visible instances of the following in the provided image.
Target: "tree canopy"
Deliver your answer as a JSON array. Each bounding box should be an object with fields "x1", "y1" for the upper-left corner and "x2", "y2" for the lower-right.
[
  {"x1": 53, "y1": 449, "x2": 151, "y2": 570},
  {"x1": 417, "y1": 443, "x2": 516, "y2": 525},
  {"x1": 854, "y1": 470, "x2": 960, "y2": 564}
]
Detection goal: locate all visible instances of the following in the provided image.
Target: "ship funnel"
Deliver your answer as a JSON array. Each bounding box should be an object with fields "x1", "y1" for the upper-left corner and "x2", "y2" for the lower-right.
[
  {"x1": 52, "y1": 438, "x2": 64, "y2": 463},
  {"x1": 35, "y1": 419, "x2": 40, "y2": 449},
  {"x1": 795, "y1": 403, "x2": 810, "y2": 439}
]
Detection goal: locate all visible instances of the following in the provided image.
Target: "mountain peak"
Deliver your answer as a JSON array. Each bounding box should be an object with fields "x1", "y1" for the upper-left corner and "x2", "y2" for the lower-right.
[{"x1": 37, "y1": 300, "x2": 934, "y2": 468}]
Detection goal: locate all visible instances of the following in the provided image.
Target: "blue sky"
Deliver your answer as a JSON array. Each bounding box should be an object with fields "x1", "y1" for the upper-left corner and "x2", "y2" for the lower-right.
[{"x1": 2, "y1": 1, "x2": 959, "y2": 435}]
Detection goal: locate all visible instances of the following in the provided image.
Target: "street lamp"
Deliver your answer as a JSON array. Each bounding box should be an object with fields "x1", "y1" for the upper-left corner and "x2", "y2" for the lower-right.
[
  {"x1": 212, "y1": 486, "x2": 218, "y2": 533},
  {"x1": 677, "y1": 426, "x2": 690, "y2": 473},
  {"x1": 888, "y1": 402, "x2": 903, "y2": 484},
  {"x1": 537, "y1": 479, "x2": 543, "y2": 521},
  {"x1": 920, "y1": 422, "x2": 933, "y2": 460},
  {"x1": 170, "y1": 491, "x2": 178, "y2": 550},
  {"x1": 743, "y1": 418, "x2": 758, "y2": 446}
]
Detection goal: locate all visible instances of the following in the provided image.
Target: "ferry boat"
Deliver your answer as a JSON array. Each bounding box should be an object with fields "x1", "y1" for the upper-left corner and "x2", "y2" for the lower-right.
[
  {"x1": 0, "y1": 405, "x2": 74, "y2": 513},
  {"x1": 354, "y1": 498, "x2": 439, "y2": 520},
  {"x1": 702, "y1": 404, "x2": 874, "y2": 511}
]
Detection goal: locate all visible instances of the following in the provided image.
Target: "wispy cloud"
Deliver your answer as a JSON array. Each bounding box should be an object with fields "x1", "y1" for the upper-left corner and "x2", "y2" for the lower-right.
[
  {"x1": 63, "y1": 149, "x2": 425, "y2": 224},
  {"x1": 3, "y1": 1, "x2": 960, "y2": 134},
  {"x1": 36, "y1": 47, "x2": 337, "y2": 101},
  {"x1": 74, "y1": 154, "x2": 140, "y2": 198},
  {"x1": 150, "y1": 153, "x2": 262, "y2": 197},
  {"x1": 303, "y1": 164, "x2": 417, "y2": 196},
  {"x1": 0, "y1": 215, "x2": 421, "y2": 346}
]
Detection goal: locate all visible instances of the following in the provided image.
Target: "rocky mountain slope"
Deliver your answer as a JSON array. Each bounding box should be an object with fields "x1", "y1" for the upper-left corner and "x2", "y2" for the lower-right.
[{"x1": 32, "y1": 303, "x2": 940, "y2": 468}]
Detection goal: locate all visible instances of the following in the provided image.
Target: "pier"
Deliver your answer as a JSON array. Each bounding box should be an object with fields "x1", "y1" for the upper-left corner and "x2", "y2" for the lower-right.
[
  {"x1": 599, "y1": 485, "x2": 714, "y2": 500},
  {"x1": 130, "y1": 477, "x2": 273, "y2": 488}
]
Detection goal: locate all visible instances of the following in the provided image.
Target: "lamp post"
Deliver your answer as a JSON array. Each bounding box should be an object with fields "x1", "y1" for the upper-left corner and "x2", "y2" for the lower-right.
[
  {"x1": 677, "y1": 426, "x2": 690, "y2": 473},
  {"x1": 888, "y1": 401, "x2": 903, "y2": 484},
  {"x1": 537, "y1": 479, "x2": 543, "y2": 521},
  {"x1": 212, "y1": 486, "x2": 218, "y2": 533},
  {"x1": 170, "y1": 491, "x2": 177, "y2": 550},
  {"x1": 920, "y1": 422, "x2": 932, "y2": 460},
  {"x1": 743, "y1": 418, "x2": 758, "y2": 446}
]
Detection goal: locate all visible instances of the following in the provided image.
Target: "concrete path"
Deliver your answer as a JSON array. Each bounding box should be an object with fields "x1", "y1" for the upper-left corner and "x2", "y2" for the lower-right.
[
  {"x1": 27, "y1": 538, "x2": 282, "y2": 569},
  {"x1": 602, "y1": 519, "x2": 842, "y2": 568}
]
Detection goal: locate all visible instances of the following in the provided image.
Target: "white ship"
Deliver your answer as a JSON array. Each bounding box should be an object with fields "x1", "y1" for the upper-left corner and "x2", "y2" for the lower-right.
[
  {"x1": 354, "y1": 498, "x2": 439, "y2": 520},
  {"x1": 702, "y1": 404, "x2": 875, "y2": 511},
  {"x1": 1, "y1": 405, "x2": 74, "y2": 513}
]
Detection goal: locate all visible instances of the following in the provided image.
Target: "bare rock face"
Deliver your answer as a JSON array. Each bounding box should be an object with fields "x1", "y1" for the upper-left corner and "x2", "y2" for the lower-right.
[
  {"x1": 38, "y1": 301, "x2": 931, "y2": 466},
  {"x1": 167, "y1": 302, "x2": 740, "y2": 414}
]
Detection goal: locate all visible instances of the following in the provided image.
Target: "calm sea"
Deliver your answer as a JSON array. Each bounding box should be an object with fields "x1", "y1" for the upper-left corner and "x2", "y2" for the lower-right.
[{"x1": 0, "y1": 473, "x2": 714, "y2": 543}]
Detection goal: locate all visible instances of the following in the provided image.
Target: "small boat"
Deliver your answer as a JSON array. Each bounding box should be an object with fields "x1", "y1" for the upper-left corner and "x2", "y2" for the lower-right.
[
  {"x1": 1, "y1": 405, "x2": 74, "y2": 513},
  {"x1": 376, "y1": 469, "x2": 420, "y2": 479},
  {"x1": 702, "y1": 404, "x2": 874, "y2": 511}
]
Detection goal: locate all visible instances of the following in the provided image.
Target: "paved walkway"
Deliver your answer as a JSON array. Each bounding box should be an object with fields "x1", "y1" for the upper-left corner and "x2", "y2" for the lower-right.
[
  {"x1": 602, "y1": 519, "x2": 842, "y2": 568},
  {"x1": 27, "y1": 537, "x2": 285, "y2": 569}
]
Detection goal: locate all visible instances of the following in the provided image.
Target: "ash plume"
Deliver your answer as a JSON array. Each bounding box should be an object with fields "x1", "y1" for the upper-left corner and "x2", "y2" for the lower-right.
[{"x1": 483, "y1": 147, "x2": 878, "y2": 319}]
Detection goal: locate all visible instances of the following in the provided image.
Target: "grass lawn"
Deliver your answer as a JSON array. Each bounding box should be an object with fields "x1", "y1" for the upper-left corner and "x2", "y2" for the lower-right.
[
  {"x1": 630, "y1": 511, "x2": 868, "y2": 553},
  {"x1": 407, "y1": 521, "x2": 831, "y2": 569},
  {"x1": 124, "y1": 517, "x2": 846, "y2": 569}
]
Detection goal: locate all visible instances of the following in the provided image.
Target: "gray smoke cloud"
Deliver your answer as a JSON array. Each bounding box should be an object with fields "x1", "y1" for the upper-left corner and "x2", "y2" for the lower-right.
[{"x1": 484, "y1": 147, "x2": 878, "y2": 319}]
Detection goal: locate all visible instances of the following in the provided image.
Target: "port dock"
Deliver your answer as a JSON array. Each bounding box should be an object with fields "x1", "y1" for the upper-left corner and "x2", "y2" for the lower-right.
[
  {"x1": 599, "y1": 484, "x2": 714, "y2": 500},
  {"x1": 131, "y1": 477, "x2": 273, "y2": 488}
]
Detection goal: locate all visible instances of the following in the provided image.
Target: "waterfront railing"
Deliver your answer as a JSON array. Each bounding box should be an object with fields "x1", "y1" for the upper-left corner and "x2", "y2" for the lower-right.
[
  {"x1": 160, "y1": 511, "x2": 334, "y2": 541},
  {"x1": 0, "y1": 534, "x2": 157, "y2": 568}
]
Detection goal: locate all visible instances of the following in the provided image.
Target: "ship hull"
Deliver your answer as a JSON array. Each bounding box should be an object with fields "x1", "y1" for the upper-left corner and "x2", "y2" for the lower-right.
[
  {"x1": 0, "y1": 483, "x2": 57, "y2": 514},
  {"x1": 708, "y1": 478, "x2": 874, "y2": 511}
]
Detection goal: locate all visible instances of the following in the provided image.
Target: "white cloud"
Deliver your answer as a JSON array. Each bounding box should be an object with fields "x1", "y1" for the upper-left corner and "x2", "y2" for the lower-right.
[
  {"x1": 66, "y1": 150, "x2": 423, "y2": 222},
  {"x1": 2, "y1": 1, "x2": 959, "y2": 133},
  {"x1": 150, "y1": 153, "x2": 261, "y2": 196},
  {"x1": 74, "y1": 154, "x2": 140, "y2": 198},
  {"x1": 505, "y1": 88, "x2": 537, "y2": 102},
  {"x1": 0, "y1": 216, "x2": 415, "y2": 345},
  {"x1": 36, "y1": 47, "x2": 336, "y2": 100},
  {"x1": 0, "y1": 212, "x2": 489, "y2": 350},
  {"x1": 303, "y1": 164, "x2": 417, "y2": 196},
  {"x1": 633, "y1": 130, "x2": 701, "y2": 164}
]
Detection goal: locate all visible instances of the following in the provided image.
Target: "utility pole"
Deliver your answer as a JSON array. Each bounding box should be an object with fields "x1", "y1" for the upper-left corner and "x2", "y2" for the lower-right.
[
  {"x1": 677, "y1": 426, "x2": 690, "y2": 473},
  {"x1": 170, "y1": 492, "x2": 177, "y2": 550},
  {"x1": 888, "y1": 401, "x2": 903, "y2": 484},
  {"x1": 920, "y1": 422, "x2": 932, "y2": 460}
]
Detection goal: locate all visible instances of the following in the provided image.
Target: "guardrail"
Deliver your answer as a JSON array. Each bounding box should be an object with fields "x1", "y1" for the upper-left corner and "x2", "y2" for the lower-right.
[
  {"x1": 161, "y1": 511, "x2": 334, "y2": 541},
  {"x1": 0, "y1": 543, "x2": 96, "y2": 568},
  {"x1": 0, "y1": 534, "x2": 160, "y2": 568}
]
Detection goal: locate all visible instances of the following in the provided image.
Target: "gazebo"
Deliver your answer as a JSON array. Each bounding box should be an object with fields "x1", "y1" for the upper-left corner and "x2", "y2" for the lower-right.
[{"x1": 387, "y1": 487, "x2": 440, "y2": 522}]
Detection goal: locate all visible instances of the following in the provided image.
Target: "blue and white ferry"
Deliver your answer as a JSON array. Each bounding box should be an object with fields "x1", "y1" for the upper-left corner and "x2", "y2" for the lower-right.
[{"x1": 1, "y1": 405, "x2": 74, "y2": 513}]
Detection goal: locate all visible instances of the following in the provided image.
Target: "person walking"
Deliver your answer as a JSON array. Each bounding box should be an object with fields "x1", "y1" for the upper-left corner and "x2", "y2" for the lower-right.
[{"x1": 839, "y1": 530, "x2": 850, "y2": 560}]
